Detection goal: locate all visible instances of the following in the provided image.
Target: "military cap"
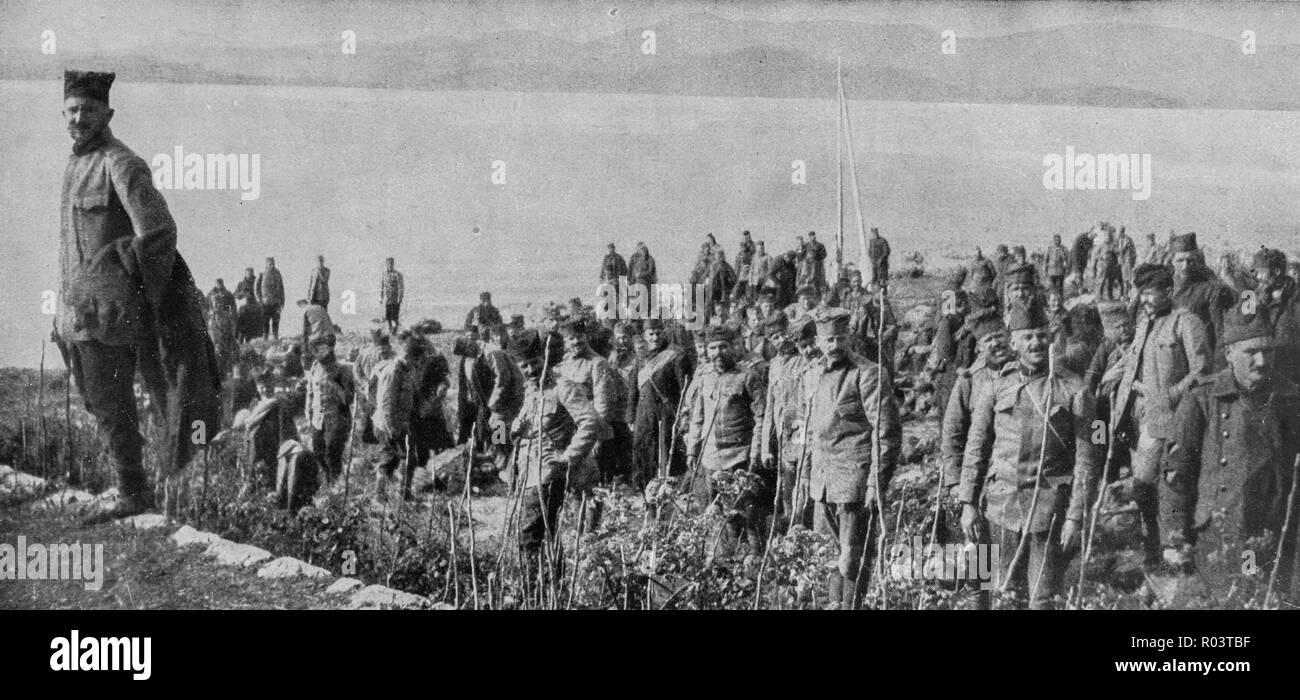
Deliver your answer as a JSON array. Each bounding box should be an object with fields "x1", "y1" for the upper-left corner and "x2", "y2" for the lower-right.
[
  {"x1": 1004, "y1": 264, "x2": 1037, "y2": 287},
  {"x1": 813, "y1": 307, "x2": 853, "y2": 335},
  {"x1": 707, "y1": 326, "x2": 737, "y2": 344},
  {"x1": 1007, "y1": 298, "x2": 1049, "y2": 331},
  {"x1": 557, "y1": 317, "x2": 589, "y2": 337},
  {"x1": 1170, "y1": 233, "x2": 1198, "y2": 253},
  {"x1": 1133, "y1": 263, "x2": 1174, "y2": 290},
  {"x1": 644, "y1": 319, "x2": 666, "y2": 332},
  {"x1": 64, "y1": 70, "x2": 115, "y2": 103},
  {"x1": 1252, "y1": 247, "x2": 1287, "y2": 273},
  {"x1": 690, "y1": 327, "x2": 707, "y2": 341},
  {"x1": 794, "y1": 318, "x2": 817, "y2": 341},
  {"x1": 510, "y1": 329, "x2": 564, "y2": 362},
  {"x1": 1222, "y1": 307, "x2": 1274, "y2": 346},
  {"x1": 969, "y1": 308, "x2": 1006, "y2": 341},
  {"x1": 796, "y1": 284, "x2": 819, "y2": 298}
]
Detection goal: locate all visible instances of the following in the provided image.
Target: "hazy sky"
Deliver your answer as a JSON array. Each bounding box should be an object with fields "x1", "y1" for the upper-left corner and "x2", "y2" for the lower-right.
[{"x1": 1, "y1": 0, "x2": 1296, "y2": 53}]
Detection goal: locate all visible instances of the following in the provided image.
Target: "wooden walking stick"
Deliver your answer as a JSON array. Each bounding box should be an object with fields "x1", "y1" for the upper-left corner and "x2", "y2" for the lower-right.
[
  {"x1": 462, "y1": 418, "x2": 481, "y2": 609},
  {"x1": 65, "y1": 370, "x2": 75, "y2": 484},
  {"x1": 1266, "y1": 454, "x2": 1300, "y2": 606},
  {"x1": 1001, "y1": 344, "x2": 1055, "y2": 595}
]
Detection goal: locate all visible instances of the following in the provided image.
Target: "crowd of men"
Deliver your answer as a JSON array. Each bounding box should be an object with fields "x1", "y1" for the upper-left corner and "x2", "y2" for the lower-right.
[{"x1": 55, "y1": 70, "x2": 1298, "y2": 609}]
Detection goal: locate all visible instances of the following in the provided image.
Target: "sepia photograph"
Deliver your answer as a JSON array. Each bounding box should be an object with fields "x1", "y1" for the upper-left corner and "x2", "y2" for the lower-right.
[{"x1": 0, "y1": 0, "x2": 1297, "y2": 677}]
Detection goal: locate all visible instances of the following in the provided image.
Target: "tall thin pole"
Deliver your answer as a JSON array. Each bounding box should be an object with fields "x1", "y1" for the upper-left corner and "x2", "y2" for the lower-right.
[
  {"x1": 839, "y1": 69, "x2": 870, "y2": 283},
  {"x1": 836, "y1": 56, "x2": 845, "y2": 286}
]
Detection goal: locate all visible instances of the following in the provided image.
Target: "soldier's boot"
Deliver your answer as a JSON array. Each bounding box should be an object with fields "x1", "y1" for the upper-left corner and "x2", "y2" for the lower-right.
[
  {"x1": 81, "y1": 463, "x2": 155, "y2": 527},
  {"x1": 1134, "y1": 483, "x2": 1163, "y2": 570}
]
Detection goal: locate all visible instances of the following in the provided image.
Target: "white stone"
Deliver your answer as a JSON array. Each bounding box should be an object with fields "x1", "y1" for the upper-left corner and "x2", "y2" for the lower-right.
[
  {"x1": 257, "y1": 556, "x2": 332, "y2": 580},
  {"x1": 205, "y1": 539, "x2": 273, "y2": 568},
  {"x1": 34, "y1": 488, "x2": 97, "y2": 509},
  {"x1": 171, "y1": 525, "x2": 222, "y2": 547},
  {"x1": 347, "y1": 584, "x2": 430, "y2": 610},
  {"x1": 0, "y1": 464, "x2": 45, "y2": 494},
  {"x1": 326, "y1": 577, "x2": 364, "y2": 594},
  {"x1": 124, "y1": 513, "x2": 170, "y2": 530}
]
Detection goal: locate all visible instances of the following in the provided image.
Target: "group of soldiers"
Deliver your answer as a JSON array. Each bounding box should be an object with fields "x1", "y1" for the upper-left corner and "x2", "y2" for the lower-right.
[{"x1": 53, "y1": 70, "x2": 1299, "y2": 609}]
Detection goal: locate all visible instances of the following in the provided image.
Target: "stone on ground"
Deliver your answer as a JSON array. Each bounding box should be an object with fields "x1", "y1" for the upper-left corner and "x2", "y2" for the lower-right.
[
  {"x1": 326, "y1": 577, "x2": 365, "y2": 594},
  {"x1": 171, "y1": 524, "x2": 222, "y2": 547},
  {"x1": 0, "y1": 464, "x2": 45, "y2": 495},
  {"x1": 124, "y1": 513, "x2": 170, "y2": 530},
  {"x1": 257, "y1": 556, "x2": 332, "y2": 580},
  {"x1": 347, "y1": 584, "x2": 431, "y2": 610},
  {"x1": 204, "y1": 539, "x2": 273, "y2": 568}
]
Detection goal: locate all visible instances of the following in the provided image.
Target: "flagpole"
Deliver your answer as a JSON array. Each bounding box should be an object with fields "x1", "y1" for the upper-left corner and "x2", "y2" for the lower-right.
[
  {"x1": 839, "y1": 66, "x2": 870, "y2": 284},
  {"x1": 836, "y1": 56, "x2": 845, "y2": 287}
]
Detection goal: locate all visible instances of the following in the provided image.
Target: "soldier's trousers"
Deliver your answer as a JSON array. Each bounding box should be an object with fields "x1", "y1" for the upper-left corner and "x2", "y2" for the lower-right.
[
  {"x1": 376, "y1": 432, "x2": 415, "y2": 492},
  {"x1": 981, "y1": 520, "x2": 1068, "y2": 610},
  {"x1": 263, "y1": 304, "x2": 281, "y2": 339},
  {"x1": 814, "y1": 500, "x2": 880, "y2": 609},
  {"x1": 595, "y1": 422, "x2": 633, "y2": 482},
  {"x1": 1131, "y1": 432, "x2": 1170, "y2": 564},
  {"x1": 311, "y1": 421, "x2": 349, "y2": 484},
  {"x1": 70, "y1": 341, "x2": 148, "y2": 498},
  {"x1": 520, "y1": 478, "x2": 567, "y2": 595}
]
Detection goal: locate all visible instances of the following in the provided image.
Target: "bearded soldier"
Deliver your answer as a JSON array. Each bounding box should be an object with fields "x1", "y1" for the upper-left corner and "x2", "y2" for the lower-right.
[
  {"x1": 959, "y1": 299, "x2": 1101, "y2": 609},
  {"x1": 801, "y1": 308, "x2": 902, "y2": 609},
  {"x1": 686, "y1": 326, "x2": 767, "y2": 560},
  {"x1": 56, "y1": 70, "x2": 220, "y2": 524},
  {"x1": 1168, "y1": 306, "x2": 1300, "y2": 596}
]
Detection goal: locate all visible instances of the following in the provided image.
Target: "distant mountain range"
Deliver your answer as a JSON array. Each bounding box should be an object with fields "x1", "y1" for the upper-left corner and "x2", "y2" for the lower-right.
[{"x1": 5, "y1": 13, "x2": 1298, "y2": 110}]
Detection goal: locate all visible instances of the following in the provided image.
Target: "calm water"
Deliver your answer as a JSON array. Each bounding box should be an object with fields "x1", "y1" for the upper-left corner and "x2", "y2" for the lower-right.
[{"x1": 3, "y1": 79, "x2": 1297, "y2": 366}]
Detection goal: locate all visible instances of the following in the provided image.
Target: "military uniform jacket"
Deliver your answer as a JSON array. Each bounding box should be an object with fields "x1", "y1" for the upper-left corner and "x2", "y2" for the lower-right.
[
  {"x1": 959, "y1": 365, "x2": 1100, "y2": 532},
  {"x1": 1173, "y1": 268, "x2": 1236, "y2": 369},
  {"x1": 256, "y1": 268, "x2": 284, "y2": 307},
  {"x1": 940, "y1": 358, "x2": 1000, "y2": 488},
  {"x1": 1045, "y1": 244, "x2": 1069, "y2": 277},
  {"x1": 1260, "y1": 277, "x2": 1300, "y2": 388},
  {"x1": 511, "y1": 376, "x2": 599, "y2": 488},
  {"x1": 608, "y1": 349, "x2": 640, "y2": 424},
  {"x1": 1167, "y1": 371, "x2": 1300, "y2": 537},
  {"x1": 307, "y1": 266, "x2": 331, "y2": 306},
  {"x1": 379, "y1": 270, "x2": 404, "y2": 306},
  {"x1": 370, "y1": 356, "x2": 414, "y2": 437},
  {"x1": 1115, "y1": 305, "x2": 1209, "y2": 439},
  {"x1": 761, "y1": 351, "x2": 814, "y2": 464},
  {"x1": 600, "y1": 252, "x2": 628, "y2": 283},
  {"x1": 556, "y1": 351, "x2": 617, "y2": 441},
  {"x1": 687, "y1": 365, "x2": 765, "y2": 472},
  {"x1": 306, "y1": 359, "x2": 355, "y2": 432},
  {"x1": 802, "y1": 352, "x2": 902, "y2": 505},
  {"x1": 59, "y1": 128, "x2": 178, "y2": 346}
]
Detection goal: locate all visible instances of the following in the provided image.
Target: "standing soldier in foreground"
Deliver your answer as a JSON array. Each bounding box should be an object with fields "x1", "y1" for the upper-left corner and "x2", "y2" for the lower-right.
[
  {"x1": 379, "y1": 257, "x2": 405, "y2": 333},
  {"x1": 256, "y1": 256, "x2": 285, "y2": 341},
  {"x1": 1168, "y1": 307, "x2": 1300, "y2": 596},
  {"x1": 959, "y1": 299, "x2": 1100, "y2": 609},
  {"x1": 508, "y1": 330, "x2": 600, "y2": 594},
  {"x1": 762, "y1": 318, "x2": 819, "y2": 530},
  {"x1": 686, "y1": 326, "x2": 768, "y2": 560},
  {"x1": 802, "y1": 308, "x2": 902, "y2": 609},
  {"x1": 304, "y1": 333, "x2": 355, "y2": 485},
  {"x1": 633, "y1": 320, "x2": 691, "y2": 486},
  {"x1": 555, "y1": 318, "x2": 618, "y2": 531},
  {"x1": 56, "y1": 70, "x2": 220, "y2": 523},
  {"x1": 1109, "y1": 263, "x2": 1209, "y2": 569}
]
